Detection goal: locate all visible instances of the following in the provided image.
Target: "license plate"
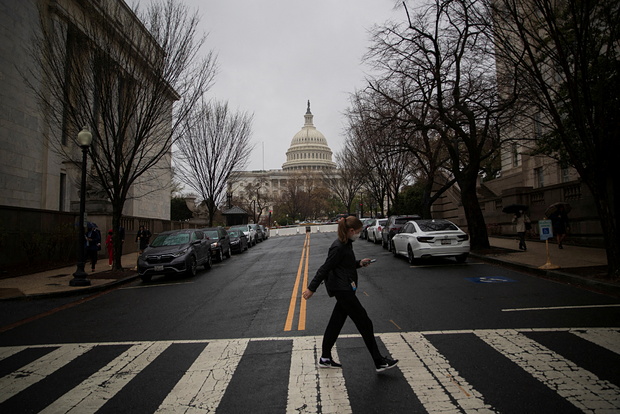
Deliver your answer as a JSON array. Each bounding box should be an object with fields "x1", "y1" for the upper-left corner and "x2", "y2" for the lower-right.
[
  {"x1": 154, "y1": 265, "x2": 164, "y2": 271},
  {"x1": 441, "y1": 239, "x2": 451, "y2": 245}
]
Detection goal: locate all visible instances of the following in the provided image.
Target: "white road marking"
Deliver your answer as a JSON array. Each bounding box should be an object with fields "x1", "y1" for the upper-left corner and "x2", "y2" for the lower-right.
[
  {"x1": 475, "y1": 329, "x2": 620, "y2": 413},
  {"x1": 0, "y1": 344, "x2": 93, "y2": 404},
  {"x1": 155, "y1": 338, "x2": 248, "y2": 413},
  {"x1": 571, "y1": 327, "x2": 620, "y2": 355},
  {"x1": 286, "y1": 337, "x2": 352, "y2": 414},
  {"x1": 501, "y1": 304, "x2": 620, "y2": 312},
  {"x1": 41, "y1": 341, "x2": 170, "y2": 414},
  {"x1": 382, "y1": 332, "x2": 496, "y2": 413},
  {"x1": 0, "y1": 346, "x2": 26, "y2": 361}
]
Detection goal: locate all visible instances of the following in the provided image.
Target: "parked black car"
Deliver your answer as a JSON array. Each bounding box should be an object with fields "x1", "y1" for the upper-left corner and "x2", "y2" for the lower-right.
[
  {"x1": 229, "y1": 225, "x2": 256, "y2": 247},
  {"x1": 137, "y1": 229, "x2": 212, "y2": 282},
  {"x1": 361, "y1": 218, "x2": 375, "y2": 240},
  {"x1": 202, "y1": 227, "x2": 232, "y2": 262},
  {"x1": 382, "y1": 214, "x2": 421, "y2": 250},
  {"x1": 228, "y1": 229, "x2": 249, "y2": 253}
]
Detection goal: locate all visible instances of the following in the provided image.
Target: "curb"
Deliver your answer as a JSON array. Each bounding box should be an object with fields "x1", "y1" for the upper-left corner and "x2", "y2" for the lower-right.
[
  {"x1": 469, "y1": 253, "x2": 620, "y2": 297},
  {"x1": 0, "y1": 274, "x2": 140, "y2": 302}
]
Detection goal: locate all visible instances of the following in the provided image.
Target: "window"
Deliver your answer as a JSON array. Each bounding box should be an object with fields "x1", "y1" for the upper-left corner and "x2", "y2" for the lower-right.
[
  {"x1": 59, "y1": 173, "x2": 67, "y2": 211},
  {"x1": 512, "y1": 143, "x2": 519, "y2": 167},
  {"x1": 534, "y1": 167, "x2": 544, "y2": 188}
]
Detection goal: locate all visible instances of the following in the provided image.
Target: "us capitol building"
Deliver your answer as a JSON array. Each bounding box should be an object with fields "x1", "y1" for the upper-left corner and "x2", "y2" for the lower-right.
[{"x1": 226, "y1": 101, "x2": 339, "y2": 215}]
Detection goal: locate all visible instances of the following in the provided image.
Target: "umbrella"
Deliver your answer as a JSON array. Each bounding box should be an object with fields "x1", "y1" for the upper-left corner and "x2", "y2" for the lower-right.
[
  {"x1": 545, "y1": 202, "x2": 571, "y2": 217},
  {"x1": 502, "y1": 204, "x2": 528, "y2": 214}
]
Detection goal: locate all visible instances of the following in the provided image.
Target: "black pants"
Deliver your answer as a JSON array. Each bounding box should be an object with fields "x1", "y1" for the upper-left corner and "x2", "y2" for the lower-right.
[
  {"x1": 322, "y1": 291, "x2": 382, "y2": 362},
  {"x1": 518, "y1": 232, "x2": 526, "y2": 250},
  {"x1": 86, "y1": 249, "x2": 98, "y2": 269}
]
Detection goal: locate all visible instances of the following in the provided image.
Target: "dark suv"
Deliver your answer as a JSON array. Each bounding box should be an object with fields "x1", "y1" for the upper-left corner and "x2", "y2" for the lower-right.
[
  {"x1": 202, "y1": 227, "x2": 232, "y2": 262},
  {"x1": 138, "y1": 229, "x2": 212, "y2": 282},
  {"x1": 382, "y1": 215, "x2": 421, "y2": 250}
]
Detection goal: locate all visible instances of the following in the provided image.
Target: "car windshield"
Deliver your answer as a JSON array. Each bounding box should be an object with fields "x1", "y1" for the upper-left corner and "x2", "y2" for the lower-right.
[
  {"x1": 151, "y1": 233, "x2": 190, "y2": 247},
  {"x1": 204, "y1": 231, "x2": 219, "y2": 239},
  {"x1": 228, "y1": 230, "x2": 241, "y2": 237},
  {"x1": 395, "y1": 218, "x2": 411, "y2": 224},
  {"x1": 415, "y1": 220, "x2": 458, "y2": 232}
]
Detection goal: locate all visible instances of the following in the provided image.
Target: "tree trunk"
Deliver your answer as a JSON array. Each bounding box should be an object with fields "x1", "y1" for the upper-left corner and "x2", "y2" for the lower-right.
[
  {"x1": 587, "y1": 177, "x2": 619, "y2": 279},
  {"x1": 459, "y1": 177, "x2": 490, "y2": 250}
]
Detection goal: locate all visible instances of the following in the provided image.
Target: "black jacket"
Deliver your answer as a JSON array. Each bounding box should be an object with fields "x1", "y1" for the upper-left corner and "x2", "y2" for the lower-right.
[{"x1": 308, "y1": 238, "x2": 362, "y2": 296}]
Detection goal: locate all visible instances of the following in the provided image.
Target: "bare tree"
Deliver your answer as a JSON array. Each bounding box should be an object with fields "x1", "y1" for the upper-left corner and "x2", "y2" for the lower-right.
[
  {"x1": 175, "y1": 100, "x2": 254, "y2": 226},
  {"x1": 490, "y1": 0, "x2": 619, "y2": 278},
  {"x1": 322, "y1": 149, "x2": 366, "y2": 215},
  {"x1": 366, "y1": 0, "x2": 519, "y2": 249},
  {"x1": 28, "y1": 0, "x2": 217, "y2": 269}
]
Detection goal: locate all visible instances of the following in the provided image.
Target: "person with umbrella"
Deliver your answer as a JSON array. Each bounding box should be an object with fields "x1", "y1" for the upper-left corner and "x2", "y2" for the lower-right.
[
  {"x1": 548, "y1": 204, "x2": 570, "y2": 249},
  {"x1": 512, "y1": 209, "x2": 531, "y2": 251}
]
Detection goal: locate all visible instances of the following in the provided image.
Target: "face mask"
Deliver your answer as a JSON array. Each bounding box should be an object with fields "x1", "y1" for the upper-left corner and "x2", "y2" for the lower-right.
[{"x1": 349, "y1": 233, "x2": 360, "y2": 242}]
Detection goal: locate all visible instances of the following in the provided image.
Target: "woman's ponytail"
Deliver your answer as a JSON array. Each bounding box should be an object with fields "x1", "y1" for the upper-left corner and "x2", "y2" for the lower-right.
[{"x1": 337, "y1": 215, "x2": 363, "y2": 243}]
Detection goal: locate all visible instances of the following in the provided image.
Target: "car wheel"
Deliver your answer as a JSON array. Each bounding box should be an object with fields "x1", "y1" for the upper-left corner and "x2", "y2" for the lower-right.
[
  {"x1": 216, "y1": 248, "x2": 224, "y2": 262},
  {"x1": 225, "y1": 246, "x2": 232, "y2": 259},
  {"x1": 372, "y1": 233, "x2": 377, "y2": 244},
  {"x1": 186, "y1": 256, "x2": 197, "y2": 277},
  {"x1": 455, "y1": 253, "x2": 468, "y2": 263},
  {"x1": 244, "y1": 242, "x2": 248, "y2": 251},
  {"x1": 407, "y1": 245, "x2": 416, "y2": 264},
  {"x1": 140, "y1": 274, "x2": 152, "y2": 282},
  {"x1": 387, "y1": 238, "x2": 392, "y2": 252},
  {"x1": 381, "y1": 236, "x2": 387, "y2": 249},
  {"x1": 392, "y1": 241, "x2": 398, "y2": 257},
  {"x1": 205, "y1": 254, "x2": 213, "y2": 269}
]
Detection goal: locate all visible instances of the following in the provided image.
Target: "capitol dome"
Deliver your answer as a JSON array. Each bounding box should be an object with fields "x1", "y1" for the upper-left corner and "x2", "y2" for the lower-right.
[{"x1": 282, "y1": 101, "x2": 337, "y2": 171}]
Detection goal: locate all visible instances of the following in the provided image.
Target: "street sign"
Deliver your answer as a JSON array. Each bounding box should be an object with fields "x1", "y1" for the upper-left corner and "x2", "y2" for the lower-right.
[{"x1": 538, "y1": 219, "x2": 553, "y2": 241}]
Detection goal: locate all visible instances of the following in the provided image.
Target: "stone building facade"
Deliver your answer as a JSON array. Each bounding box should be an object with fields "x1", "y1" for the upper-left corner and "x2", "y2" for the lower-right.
[{"x1": 0, "y1": 0, "x2": 172, "y2": 220}]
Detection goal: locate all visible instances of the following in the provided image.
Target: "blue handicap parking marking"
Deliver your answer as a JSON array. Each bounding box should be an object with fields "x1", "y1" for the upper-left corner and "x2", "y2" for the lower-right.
[{"x1": 466, "y1": 276, "x2": 517, "y2": 284}]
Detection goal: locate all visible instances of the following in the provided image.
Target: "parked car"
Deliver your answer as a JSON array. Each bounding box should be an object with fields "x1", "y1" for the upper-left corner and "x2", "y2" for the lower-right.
[
  {"x1": 360, "y1": 218, "x2": 375, "y2": 240},
  {"x1": 249, "y1": 223, "x2": 264, "y2": 243},
  {"x1": 202, "y1": 227, "x2": 232, "y2": 262},
  {"x1": 391, "y1": 219, "x2": 470, "y2": 264},
  {"x1": 367, "y1": 218, "x2": 387, "y2": 244},
  {"x1": 229, "y1": 225, "x2": 256, "y2": 247},
  {"x1": 260, "y1": 224, "x2": 269, "y2": 239},
  {"x1": 382, "y1": 214, "x2": 422, "y2": 250},
  {"x1": 137, "y1": 229, "x2": 212, "y2": 282},
  {"x1": 227, "y1": 229, "x2": 249, "y2": 253}
]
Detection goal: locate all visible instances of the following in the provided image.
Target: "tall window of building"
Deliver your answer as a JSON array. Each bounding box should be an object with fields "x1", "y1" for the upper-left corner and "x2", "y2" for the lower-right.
[
  {"x1": 534, "y1": 167, "x2": 544, "y2": 188},
  {"x1": 512, "y1": 143, "x2": 519, "y2": 167},
  {"x1": 561, "y1": 166, "x2": 570, "y2": 183},
  {"x1": 533, "y1": 112, "x2": 543, "y2": 139},
  {"x1": 59, "y1": 173, "x2": 67, "y2": 211}
]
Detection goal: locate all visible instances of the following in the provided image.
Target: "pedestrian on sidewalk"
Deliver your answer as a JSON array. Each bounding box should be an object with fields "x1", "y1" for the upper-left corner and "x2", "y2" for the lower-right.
[
  {"x1": 85, "y1": 222, "x2": 101, "y2": 272},
  {"x1": 512, "y1": 210, "x2": 531, "y2": 251},
  {"x1": 136, "y1": 225, "x2": 152, "y2": 254},
  {"x1": 302, "y1": 216, "x2": 398, "y2": 373},
  {"x1": 105, "y1": 229, "x2": 114, "y2": 267},
  {"x1": 549, "y1": 205, "x2": 569, "y2": 249}
]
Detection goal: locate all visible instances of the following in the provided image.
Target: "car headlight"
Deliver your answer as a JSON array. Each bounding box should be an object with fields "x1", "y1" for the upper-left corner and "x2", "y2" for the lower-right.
[
  {"x1": 171, "y1": 248, "x2": 189, "y2": 258},
  {"x1": 231, "y1": 240, "x2": 239, "y2": 245},
  {"x1": 211, "y1": 242, "x2": 219, "y2": 248}
]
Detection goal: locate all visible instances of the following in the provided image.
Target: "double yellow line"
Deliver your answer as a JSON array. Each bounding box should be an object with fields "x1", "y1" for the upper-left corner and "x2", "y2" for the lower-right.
[{"x1": 284, "y1": 232, "x2": 311, "y2": 331}]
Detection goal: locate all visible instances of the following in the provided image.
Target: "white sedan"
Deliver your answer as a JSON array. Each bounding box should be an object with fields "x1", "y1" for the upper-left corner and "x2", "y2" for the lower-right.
[
  {"x1": 367, "y1": 218, "x2": 387, "y2": 244},
  {"x1": 391, "y1": 219, "x2": 470, "y2": 264}
]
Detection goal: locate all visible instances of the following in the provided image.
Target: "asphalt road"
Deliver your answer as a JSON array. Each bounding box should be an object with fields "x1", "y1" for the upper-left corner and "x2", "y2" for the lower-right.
[{"x1": 1, "y1": 232, "x2": 619, "y2": 413}]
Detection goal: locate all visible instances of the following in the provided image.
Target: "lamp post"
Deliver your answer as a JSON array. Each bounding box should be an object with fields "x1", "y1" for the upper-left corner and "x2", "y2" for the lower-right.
[{"x1": 70, "y1": 127, "x2": 93, "y2": 286}]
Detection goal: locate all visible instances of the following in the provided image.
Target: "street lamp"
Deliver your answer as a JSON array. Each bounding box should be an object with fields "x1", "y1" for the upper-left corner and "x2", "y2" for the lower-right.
[{"x1": 70, "y1": 126, "x2": 93, "y2": 286}]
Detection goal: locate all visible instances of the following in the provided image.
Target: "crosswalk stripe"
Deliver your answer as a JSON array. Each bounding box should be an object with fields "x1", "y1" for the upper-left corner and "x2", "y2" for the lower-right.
[
  {"x1": 155, "y1": 339, "x2": 249, "y2": 413},
  {"x1": 287, "y1": 337, "x2": 352, "y2": 414},
  {"x1": 475, "y1": 329, "x2": 620, "y2": 413},
  {"x1": 0, "y1": 346, "x2": 26, "y2": 361},
  {"x1": 40, "y1": 341, "x2": 170, "y2": 414},
  {"x1": 382, "y1": 332, "x2": 496, "y2": 413},
  {"x1": 0, "y1": 344, "x2": 93, "y2": 404},
  {"x1": 571, "y1": 327, "x2": 620, "y2": 355}
]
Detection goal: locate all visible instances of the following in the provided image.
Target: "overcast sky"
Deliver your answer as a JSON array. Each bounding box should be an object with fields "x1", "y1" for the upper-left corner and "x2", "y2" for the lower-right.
[{"x1": 159, "y1": 0, "x2": 406, "y2": 171}]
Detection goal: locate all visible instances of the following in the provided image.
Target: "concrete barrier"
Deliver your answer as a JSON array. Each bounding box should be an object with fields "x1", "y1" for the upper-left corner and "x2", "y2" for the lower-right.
[{"x1": 271, "y1": 224, "x2": 337, "y2": 236}]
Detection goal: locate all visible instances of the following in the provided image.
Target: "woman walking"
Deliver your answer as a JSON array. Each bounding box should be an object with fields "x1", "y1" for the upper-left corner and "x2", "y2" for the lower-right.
[
  {"x1": 512, "y1": 210, "x2": 530, "y2": 251},
  {"x1": 302, "y1": 216, "x2": 398, "y2": 373}
]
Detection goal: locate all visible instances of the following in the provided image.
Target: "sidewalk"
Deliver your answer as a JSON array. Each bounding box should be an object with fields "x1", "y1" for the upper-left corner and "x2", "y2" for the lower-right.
[
  {"x1": 0, "y1": 252, "x2": 141, "y2": 300},
  {"x1": 0, "y1": 237, "x2": 616, "y2": 300}
]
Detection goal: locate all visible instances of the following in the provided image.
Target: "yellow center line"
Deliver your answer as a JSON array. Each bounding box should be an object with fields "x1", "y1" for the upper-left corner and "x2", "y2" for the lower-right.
[
  {"x1": 298, "y1": 235, "x2": 310, "y2": 330},
  {"x1": 284, "y1": 233, "x2": 309, "y2": 331}
]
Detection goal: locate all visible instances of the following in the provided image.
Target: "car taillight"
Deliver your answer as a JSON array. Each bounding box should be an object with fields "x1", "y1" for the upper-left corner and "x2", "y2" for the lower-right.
[
  {"x1": 458, "y1": 234, "x2": 469, "y2": 241},
  {"x1": 378, "y1": 226, "x2": 382, "y2": 232},
  {"x1": 417, "y1": 236, "x2": 433, "y2": 243}
]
